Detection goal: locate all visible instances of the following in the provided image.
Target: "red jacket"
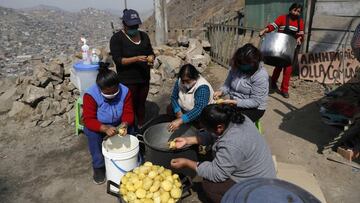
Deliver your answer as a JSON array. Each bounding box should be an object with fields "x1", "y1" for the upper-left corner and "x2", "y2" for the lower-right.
[
  {"x1": 83, "y1": 91, "x2": 134, "y2": 132},
  {"x1": 266, "y1": 14, "x2": 304, "y2": 40}
]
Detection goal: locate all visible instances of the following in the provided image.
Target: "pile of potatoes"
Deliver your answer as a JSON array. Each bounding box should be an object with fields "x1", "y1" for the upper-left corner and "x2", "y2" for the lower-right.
[{"x1": 120, "y1": 162, "x2": 182, "y2": 203}]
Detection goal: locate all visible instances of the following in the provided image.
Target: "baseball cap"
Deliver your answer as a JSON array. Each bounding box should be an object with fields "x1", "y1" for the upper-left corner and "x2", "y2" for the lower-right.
[{"x1": 122, "y1": 9, "x2": 142, "y2": 26}]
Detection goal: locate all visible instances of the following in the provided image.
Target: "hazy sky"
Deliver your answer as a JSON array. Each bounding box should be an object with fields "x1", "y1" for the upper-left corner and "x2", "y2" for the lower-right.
[{"x1": 0, "y1": 0, "x2": 154, "y2": 12}]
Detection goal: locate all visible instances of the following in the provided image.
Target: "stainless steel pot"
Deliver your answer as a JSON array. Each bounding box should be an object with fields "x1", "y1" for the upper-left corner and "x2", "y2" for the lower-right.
[{"x1": 260, "y1": 32, "x2": 297, "y2": 67}]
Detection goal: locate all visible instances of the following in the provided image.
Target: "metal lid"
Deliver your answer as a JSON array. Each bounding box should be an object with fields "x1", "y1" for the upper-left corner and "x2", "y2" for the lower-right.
[{"x1": 221, "y1": 178, "x2": 321, "y2": 203}]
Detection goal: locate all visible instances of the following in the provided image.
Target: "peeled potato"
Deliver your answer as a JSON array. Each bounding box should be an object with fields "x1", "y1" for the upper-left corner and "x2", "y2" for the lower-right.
[
  {"x1": 127, "y1": 192, "x2": 137, "y2": 201},
  {"x1": 133, "y1": 180, "x2": 143, "y2": 190},
  {"x1": 215, "y1": 99, "x2": 224, "y2": 104},
  {"x1": 135, "y1": 188, "x2": 146, "y2": 199},
  {"x1": 170, "y1": 187, "x2": 182, "y2": 199},
  {"x1": 148, "y1": 171, "x2": 158, "y2": 179},
  {"x1": 144, "y1": 162, "x2": 153, "y2": 167},
  {"x1": 143, "y1": 199, "x2": 154, "y2": 203},
  {"x1": 163, "y1": 169, "x2": 172, "y2": 177},
  {"x1": 168, "y1": 140, "x2": 176, "y2": 149},
  {"x1": 168, "y1": 198, "x2": 176, "y2": 203},
  {"x1": 161, "y1": 180, "x2": 172, "y2": 192},
  {"x1": 119, "y1": 128, "x2": 126, "y2": 136},
  {"x1": 160, "y1": 192, "x2": 170, "y2": 203}
]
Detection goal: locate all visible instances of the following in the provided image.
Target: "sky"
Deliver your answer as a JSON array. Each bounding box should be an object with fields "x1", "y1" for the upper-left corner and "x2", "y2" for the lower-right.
[{"x1": 0, "y1": 0, "x2": 154, "y2": 12}]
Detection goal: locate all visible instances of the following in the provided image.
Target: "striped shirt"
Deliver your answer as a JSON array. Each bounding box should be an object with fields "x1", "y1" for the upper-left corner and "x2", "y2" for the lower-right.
[{"x1": 171, "y1": 79, "x2": 210, "y2": 123}]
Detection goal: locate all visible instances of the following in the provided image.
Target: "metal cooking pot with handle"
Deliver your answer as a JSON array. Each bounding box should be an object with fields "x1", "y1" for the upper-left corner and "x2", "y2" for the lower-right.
[{"x1": 260, "y1": 32, "x2": 297, "y2": 67}]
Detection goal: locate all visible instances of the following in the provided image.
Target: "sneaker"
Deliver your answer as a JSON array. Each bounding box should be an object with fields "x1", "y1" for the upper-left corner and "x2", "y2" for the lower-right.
[
  {"x1": 93, "y1": 167, "x2": 106, "y2": 185},
  {"x1": 281, "y1": 92, "x2": 289, "y2": 98}
]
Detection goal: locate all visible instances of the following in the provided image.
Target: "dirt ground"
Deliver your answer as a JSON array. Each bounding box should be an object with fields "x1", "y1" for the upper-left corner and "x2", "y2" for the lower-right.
[{"x1": 0, "y1": 64, "x2": 359, "y2": 203}]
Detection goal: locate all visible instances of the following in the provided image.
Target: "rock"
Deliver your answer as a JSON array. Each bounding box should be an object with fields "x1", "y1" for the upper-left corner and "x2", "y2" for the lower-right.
[
  {"x1": 166, "y1": 39, "x2": 178, "y2": 47},
  {"x1": 66, "y1": 103, "x2": 74, "y2": 112},
  {"x1": 54, "y1": 116, "x2": 63, "y2": 123},
  {"x1": 201, "y1": 40, "x2": 211, "y2": 50},
  {"x1": 176, "y1": 51, "x2": 187, "y2": 60},
  {"x1": 186, "y1": 38, "x2": 203, "y2": 60},
  {"x1": 22, "y1": 85, "x2": 49, "y2": 107},
  {"x1": 45, "y1": 61, "x2": 64, "y2": 79},
  {"x1": 40, "y1": 120, "x2": 53, "y2": 128},
  {"x1": 57, "y1": 100, "x2": 68, "y2": 115},
  {"x1": 153, "y1": 57, "x2": 161, "y2": 69},
  {"x1": 30, "y1": 113, "x2": 42, "y2": 122},
  {"x1": 45, "y1": 82, "x2": 54, "y2": 98},
  {"x1": 177, "y1": 35, "x2": 189, "y2": 47},
  {"x1": 0, "y1": 85, "x2": 17, "y2": 114},
  {"x1": 189, "y1": 54, "x2": 211, "y2": 73},
  {"x1": 156, "y1": 55, "x2": 182, "y2": 78},
  {"x1": 8, "y1": 101, "x2": 26, "y2": 117},
  {"x1": 150, "y1": 70, "x2": 162, "y2": 86},
  {"x1": 54, "y1": 90, "x2": 62, "y2": 101},
  {"x1": 67, "y1": 108, "x2": 75, "y2": 125},
  {"x1": 61, "y1": 91, "x2": 72, "y2": 100},
  {"x1": 36, "y1": 99, "x2": 50, "y2": 118},
  {"x1": 149, "y1": 87, "x2": 160, "y2": 95}
]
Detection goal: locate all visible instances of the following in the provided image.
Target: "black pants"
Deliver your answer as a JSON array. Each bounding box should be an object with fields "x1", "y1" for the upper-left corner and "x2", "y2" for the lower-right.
[
  {"x1": 202, "y1": 179, "x2": 236, "y2": 203},
  {"x1": 239, "y1": 108, "x2": 265, "y2": 122}
]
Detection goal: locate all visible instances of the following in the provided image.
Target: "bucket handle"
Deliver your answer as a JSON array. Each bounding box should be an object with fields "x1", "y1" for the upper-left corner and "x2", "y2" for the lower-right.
[{"x1": 110, "y1": 153, "x2": 143, "y2": 174}]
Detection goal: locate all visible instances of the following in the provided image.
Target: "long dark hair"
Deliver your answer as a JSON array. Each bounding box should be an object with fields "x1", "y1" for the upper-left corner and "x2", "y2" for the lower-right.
[
  {"x1": 200, "y1": 104, "x2": 245, "y2": 131},
  {"x1": 96, "y1": 62, "x2": 119, "y2": 89},
  {"x1": 177, "y1": 64, "x2": 200, "y2": 80},
  {"x1": 231, "y1": 43, "x2": 262, "y2": 75}
]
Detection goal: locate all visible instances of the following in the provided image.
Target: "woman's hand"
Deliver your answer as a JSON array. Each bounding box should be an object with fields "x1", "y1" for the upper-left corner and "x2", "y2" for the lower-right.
[
  {"x1": 103, "y1": 126, "x2": 117, "y2": 137},
  {"x1": 213, "y1": 91, "x2": 223, "y2": 100},
  {"x1": 136, "y1": 55, "x2": 148, "y2": 62},
  {"x1": 170, "y1": 158, "x2": 190, "y2": 169},
  {"x1": 168, "y1": 118, "x2": 183, "y2": 132},
  {"x1": 259, "y1": 28, "x2": 269, "y2": 37},
  {"x1": 296, "y1": 37, "x2": 302, "y2": 45},
  {"x1": 222, "y1": 99, "x2": 237, "y2": 105},
  {"x1": 173, "y1": 137, "x2": 187, "y2": 149}
]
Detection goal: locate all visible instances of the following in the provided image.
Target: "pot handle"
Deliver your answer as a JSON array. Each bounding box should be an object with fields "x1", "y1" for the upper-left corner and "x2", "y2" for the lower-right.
[
  {"x1": 180, "y1": 176, "x2": 193, "y2": 199},
  {"x1": 107, "y1": 180, "x2": 120, "y2": 198}
]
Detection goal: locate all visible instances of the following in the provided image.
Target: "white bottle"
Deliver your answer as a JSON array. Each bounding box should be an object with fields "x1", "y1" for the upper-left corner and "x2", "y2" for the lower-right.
[
  {"x1": 91, "y1": 49, "x2": 100, "y2": 64},
  {"x1": 80, "y1": 37, "x2": 90, "y2": 65}
]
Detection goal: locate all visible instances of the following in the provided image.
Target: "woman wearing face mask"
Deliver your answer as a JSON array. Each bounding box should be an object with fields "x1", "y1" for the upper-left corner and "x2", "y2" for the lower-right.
[
  {"x1": 83, "y1": 62, "x2": 134, "y2": 185},
  {"x1": 213, "y1": 43, "x2": 269, "y2": 122},
  {"x1": 259, "y1": 3, "x2": 304, "y2": 98},
  {"x1": 167, "y1": 64, "x2": 214, "y2": 132},
  {"x1": 170, "y1": 104, "x2": 276, "y2": 203},
  {"x1": 110, "y1": 9, "x2": 154, "y2": 130}
]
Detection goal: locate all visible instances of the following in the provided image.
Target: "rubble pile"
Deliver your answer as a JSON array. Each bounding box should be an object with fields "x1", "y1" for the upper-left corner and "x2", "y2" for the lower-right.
[
  {"x1": 0, "y1": 56, "x2": 79, "y2": 128},
  {"x1": 0, "y1": 6, "x2": 120, "y2": 77}
]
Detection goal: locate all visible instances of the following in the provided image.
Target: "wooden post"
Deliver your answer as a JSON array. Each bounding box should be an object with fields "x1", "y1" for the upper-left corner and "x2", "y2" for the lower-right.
[{"x1": 154, "y1": 0, "x2": 167, "y2": 46}]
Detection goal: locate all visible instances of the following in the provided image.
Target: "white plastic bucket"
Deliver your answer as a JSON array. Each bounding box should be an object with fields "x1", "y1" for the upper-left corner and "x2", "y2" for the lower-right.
[{"x1": 102, "y1": 135, "x2": 141, "y2": 192}]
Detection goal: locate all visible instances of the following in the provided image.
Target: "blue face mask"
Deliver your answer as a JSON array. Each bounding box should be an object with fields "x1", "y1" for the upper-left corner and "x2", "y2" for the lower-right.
[
  {"x1": 127, "y1": 29, "x2": 139, "y2": 37},
  {"x1": 239, "y1": 64, "x2": 253, "y2": 73}
]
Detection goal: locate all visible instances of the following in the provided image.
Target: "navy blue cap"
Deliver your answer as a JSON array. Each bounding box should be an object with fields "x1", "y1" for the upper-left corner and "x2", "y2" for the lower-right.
[{"x1": 122, "y1": 9, "x2": 142, "y2": 26}]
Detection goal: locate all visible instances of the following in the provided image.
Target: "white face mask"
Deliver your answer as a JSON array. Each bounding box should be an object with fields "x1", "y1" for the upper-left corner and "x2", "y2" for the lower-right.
[
  {"x1": 101, "y1": 89, "x2": 119, "y2": 99},
  {"x1": 182, "y1": 80, "x2": 196, "y2": 90}
]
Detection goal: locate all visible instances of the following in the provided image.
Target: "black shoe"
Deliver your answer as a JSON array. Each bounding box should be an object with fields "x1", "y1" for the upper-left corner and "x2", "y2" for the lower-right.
[
  {"x1": 281, "y1": 92, "x2": 289, "y2": 98},
  {"x1": 271, "y1": 82, "x2": 278, "y2": 90},
  {"x1": 93, "y1": 167, "x2": 106, "y2": 185}
]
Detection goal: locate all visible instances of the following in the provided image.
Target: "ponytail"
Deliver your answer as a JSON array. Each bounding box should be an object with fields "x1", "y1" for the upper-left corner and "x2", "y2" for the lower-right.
[
  {"x1": 200, "y1": 104, "x2": 245, "y2": 131},
  {"x1": 96, "y1": 62, "x2": 119, "y2": 89}
]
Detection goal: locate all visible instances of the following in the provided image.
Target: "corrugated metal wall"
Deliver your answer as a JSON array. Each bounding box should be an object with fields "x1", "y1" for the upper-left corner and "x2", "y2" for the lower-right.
[
  {"x1": 245, "y1": 0, "x2": 305, "y2": 29},
  {"x1": 308, "y1": 0, "x2": 360, "y2": 52}
]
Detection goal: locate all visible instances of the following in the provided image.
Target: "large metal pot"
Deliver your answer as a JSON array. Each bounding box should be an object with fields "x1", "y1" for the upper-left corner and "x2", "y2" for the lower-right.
[
  {"x1": 141, "y1": 122, "x2": 199, "y2": 177},
  {"x1": 260, "y1": 32, "x2": 297, "y2": 67}
]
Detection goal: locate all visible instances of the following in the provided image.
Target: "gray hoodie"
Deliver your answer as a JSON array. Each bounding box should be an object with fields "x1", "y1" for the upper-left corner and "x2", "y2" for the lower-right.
[
  {"x1": 221, "y1": 63, "x2": 269, "y2": 110},
  {"x1": 196, "y1": 116, "x2": 276, "y2": 183}
]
